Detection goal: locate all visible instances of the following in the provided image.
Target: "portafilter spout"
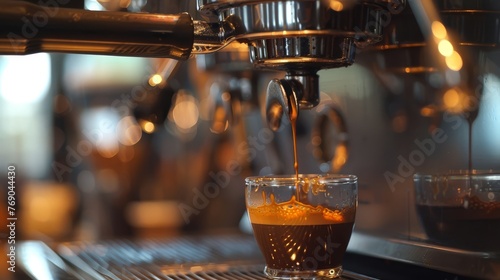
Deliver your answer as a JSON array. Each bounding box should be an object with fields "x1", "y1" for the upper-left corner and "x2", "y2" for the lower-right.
[{"x1": 266, "y1": 72, "x2": 319, "y2": 131}]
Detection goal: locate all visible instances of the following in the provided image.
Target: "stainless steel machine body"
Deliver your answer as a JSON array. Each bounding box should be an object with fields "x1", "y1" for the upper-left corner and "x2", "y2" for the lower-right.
[{"x1": 197, "y1": 0, "x2": 405, "y2": 123}]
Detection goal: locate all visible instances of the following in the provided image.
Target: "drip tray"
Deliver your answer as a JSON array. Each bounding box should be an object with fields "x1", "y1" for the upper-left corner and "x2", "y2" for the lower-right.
[
  {"x1": 58, "y1": 234, "x2": 266, "y2": 280},
  {"x1": 153, "y1": 264, "x2": 268, "y2": 279},
  {"x1": 18, "y1": 233, "x2": 375, "y2": 280}
]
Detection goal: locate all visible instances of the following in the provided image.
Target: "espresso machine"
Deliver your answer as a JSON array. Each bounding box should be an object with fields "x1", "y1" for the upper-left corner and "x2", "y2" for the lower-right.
[{"x1": 0, "y1": 0, "x2": 499, "y2": 279}]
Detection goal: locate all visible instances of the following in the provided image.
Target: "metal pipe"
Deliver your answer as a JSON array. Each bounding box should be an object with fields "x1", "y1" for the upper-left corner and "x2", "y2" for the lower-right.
[{"x1": 0, "y1": 1, "x2": 195, "y2": 58}]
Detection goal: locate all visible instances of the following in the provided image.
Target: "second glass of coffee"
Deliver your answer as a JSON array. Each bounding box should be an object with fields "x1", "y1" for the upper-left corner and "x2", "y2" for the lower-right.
[{"x1": 245, "y1": 174, "x2": 358, "y2": 279}]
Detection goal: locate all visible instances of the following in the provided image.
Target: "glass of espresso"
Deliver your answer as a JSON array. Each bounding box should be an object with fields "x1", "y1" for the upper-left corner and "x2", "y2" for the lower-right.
[
  {"x1": 245, "y1": 174, "x2": 357, "y2": 279},
  {"x1": 414, "y1": 171, "x2": 500, "y2": 251}
]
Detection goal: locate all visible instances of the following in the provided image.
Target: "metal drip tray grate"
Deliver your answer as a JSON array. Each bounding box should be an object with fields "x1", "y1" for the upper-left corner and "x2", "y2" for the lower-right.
[
  {"x1": 18, "y1": 233, "x2": 374, "y2": 279},
  {"x1": 57, "y1": 233, "x2": 266, "y2": 279},
  {"x1": 154, "y1": 264, "x2": 268, "y2": 280}
]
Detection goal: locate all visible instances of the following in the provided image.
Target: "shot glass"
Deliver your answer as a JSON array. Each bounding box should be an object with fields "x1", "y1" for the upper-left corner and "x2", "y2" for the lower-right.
[
  {"x1": 414, "y1": 171, "x2": 500, "y2": 251},
  {"x1": 245, "y1": 174, "x2": 357, "y2": 279}
]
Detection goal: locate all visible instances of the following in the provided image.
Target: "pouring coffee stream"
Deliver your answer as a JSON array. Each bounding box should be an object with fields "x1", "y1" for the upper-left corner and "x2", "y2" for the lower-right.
[
  {"x1": 467, "y1": 118, "x2": 475, "y2": 176},
  {"x1": 466, "y1": 95, "x2": 480, "y2": 184}
]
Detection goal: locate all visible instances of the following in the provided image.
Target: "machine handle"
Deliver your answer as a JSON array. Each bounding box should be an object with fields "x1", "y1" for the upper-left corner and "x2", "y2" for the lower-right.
[
  {"x1": 0, "y1": 1, "x2": 194, "y2": 59},
  {"x1": 312, "y1": 102, "x2": 349, "y2": 173}
]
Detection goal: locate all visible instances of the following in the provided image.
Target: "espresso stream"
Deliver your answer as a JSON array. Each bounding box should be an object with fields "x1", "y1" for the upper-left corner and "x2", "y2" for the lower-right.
[
  {"x1": 290, "y1": 93, "x2": 299, "y2": 181},
  {"x1": 467, "y1": 117, "x2": 475, "y2": 176}
]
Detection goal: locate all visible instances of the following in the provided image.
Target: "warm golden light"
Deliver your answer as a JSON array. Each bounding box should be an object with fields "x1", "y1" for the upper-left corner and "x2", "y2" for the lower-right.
[
  {"x1": 431, "y1": 21, "x2": 447, "y2": 39},
  {"x1": 445, "y1": 51, "x2": 463, "y2": 71},
  {"x1": 438, "y1": 39, "x2": 454, "y2": 57},
  {"x1": 443, "y1": 88, "x2": 460, "y2": 108},
  {"x1": 140, "y1": 120, "x2": 156, "y2": 133},
  {"x1": 148, "y1": 74, "x2": 163, "y2": 86},
  {"x1": 332, "y1": 144, "x2": 348, "y2": 173},
  {"x1": 117, "y1": 116, "x2": 142, "y2": 146},
  {"x1": 443, "y1": 88, "x2": 470, "y2": 113},
  {"x1": 420, "y1": 105, "x2": 437, "y2": 117},
  {"x1": 329, "y1": 0, "x2": 344, "y2": 11},
  {"x1": 172, "y1": 95, "x2": 199, "y2": 130}
]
